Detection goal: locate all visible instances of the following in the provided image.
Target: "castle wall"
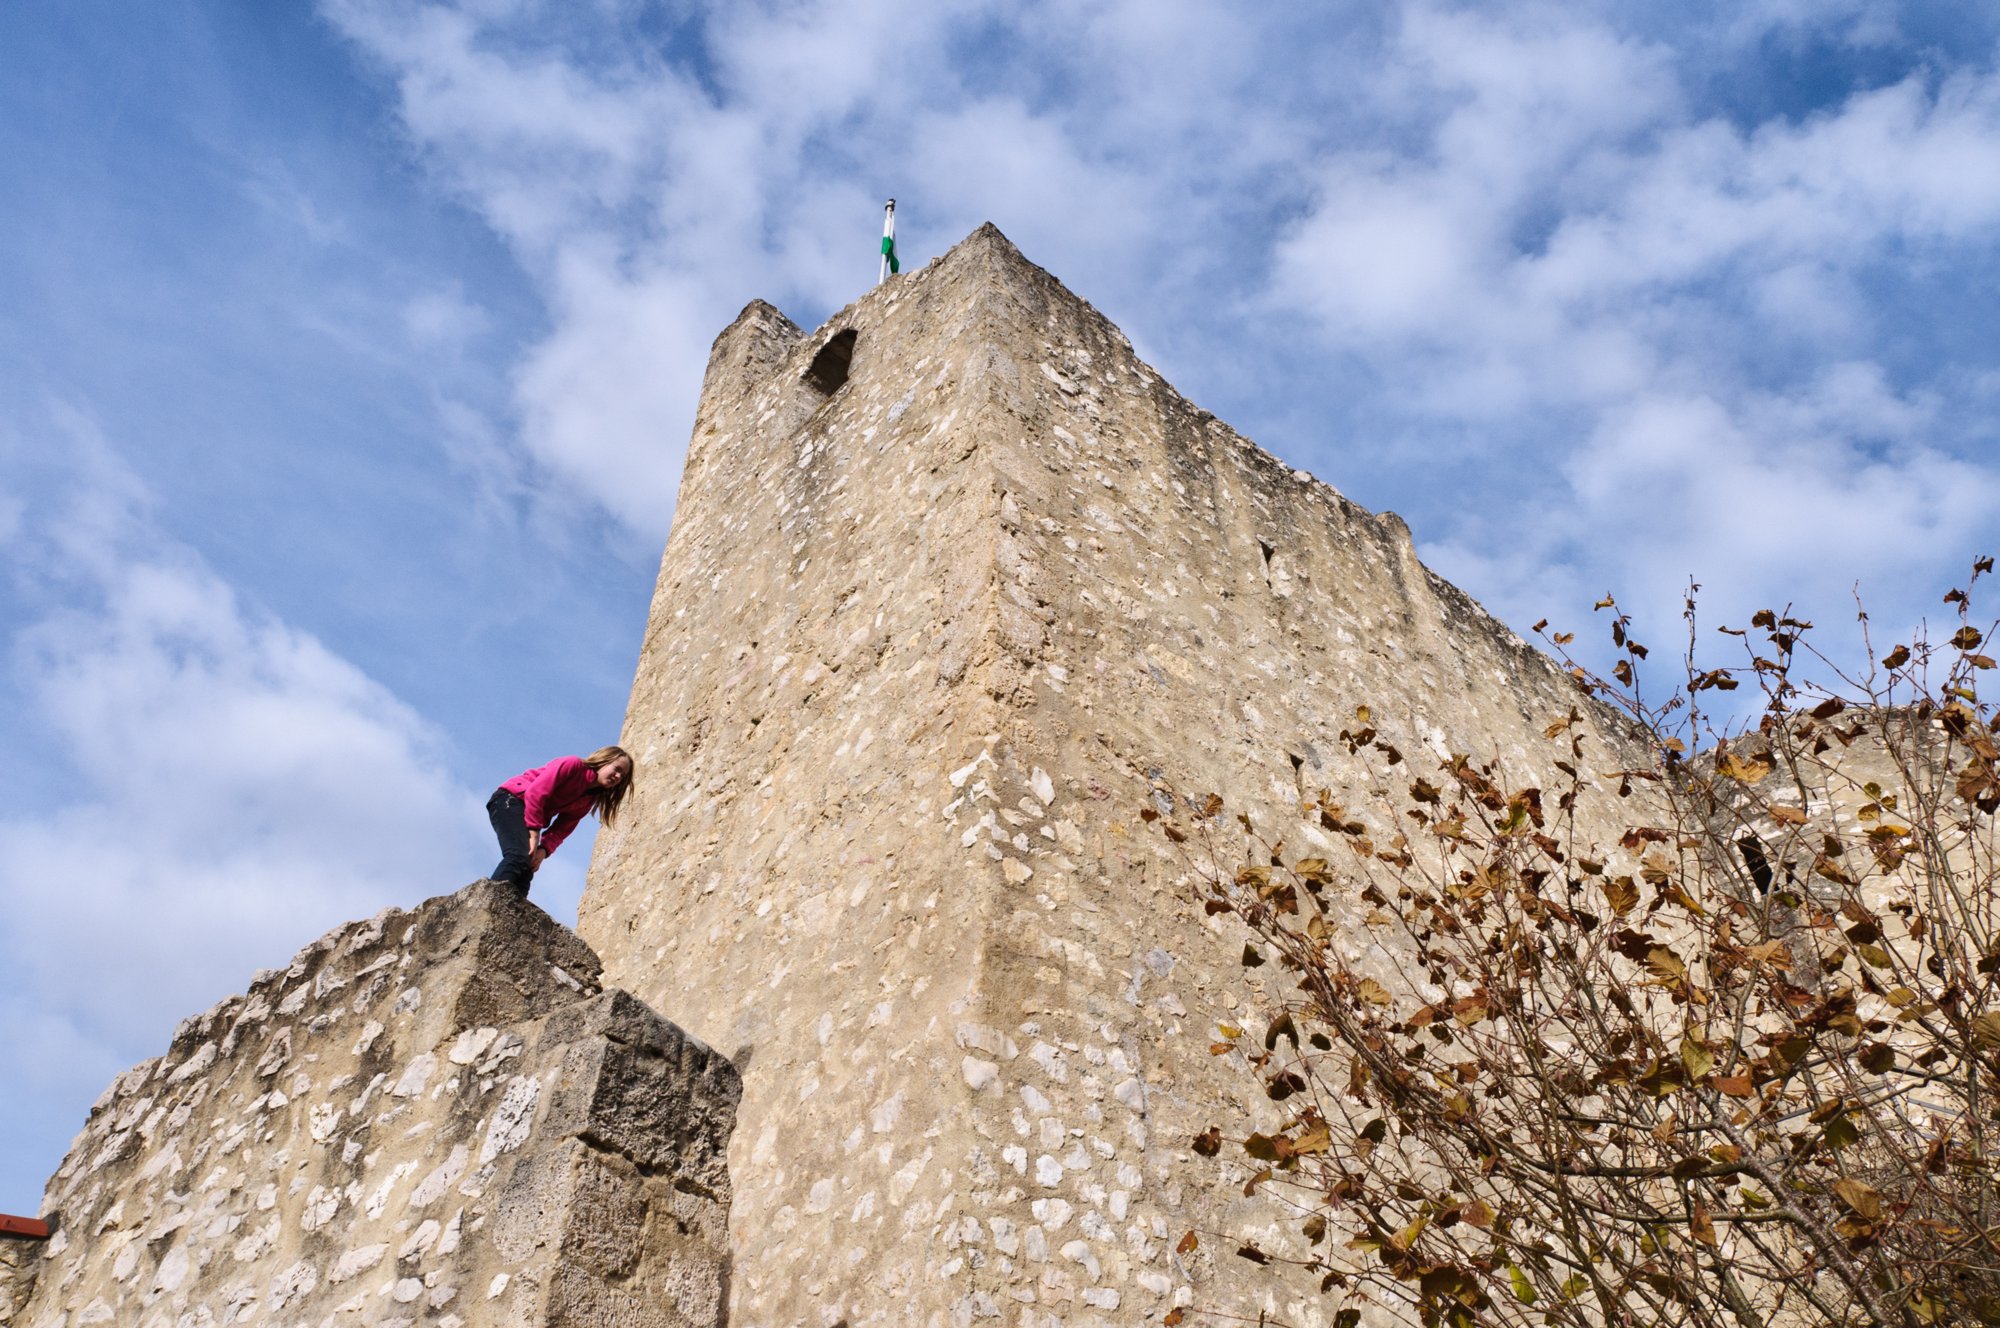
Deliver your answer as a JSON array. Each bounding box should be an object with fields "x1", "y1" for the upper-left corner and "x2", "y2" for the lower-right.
[
  {"x1": 15, "y1": 882, "x2": 739, "y2": 1328},
  {"x1": 586, "y1": 226, "x2": 1652, "y2": 1328},
  {"x1": 936, "y1": 235, "x2": 1656, "y2": 1326}
]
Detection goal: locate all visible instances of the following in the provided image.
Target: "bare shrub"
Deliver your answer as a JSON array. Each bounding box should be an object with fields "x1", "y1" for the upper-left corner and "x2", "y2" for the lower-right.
[{"x1": 1156, "y1": 561, "x2": 2000, "y2": 1327}]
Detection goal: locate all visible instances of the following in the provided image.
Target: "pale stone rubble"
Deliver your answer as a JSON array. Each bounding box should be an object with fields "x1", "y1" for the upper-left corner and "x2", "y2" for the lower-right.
[
  {"x1": 11, "y1": 881, "x2": 740, "y2": 1328},
  {"x1": 583, "y1": 224, "x2": 1651, "y2": 1326}
]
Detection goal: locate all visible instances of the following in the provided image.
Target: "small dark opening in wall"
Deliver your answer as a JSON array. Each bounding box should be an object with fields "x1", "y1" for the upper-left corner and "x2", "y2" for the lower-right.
[
  {"x1": 1737, "y1": 836, "x2": 1774, "y2": 894},
  {"x1": 805, "y1": 329, "x2": 858, "y2": 396}
]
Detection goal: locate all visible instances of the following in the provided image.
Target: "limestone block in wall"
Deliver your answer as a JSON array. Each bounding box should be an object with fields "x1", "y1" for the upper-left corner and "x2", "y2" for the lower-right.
[{"x1": 15, "y1": 880, "x2": 741, "y2": 1328}]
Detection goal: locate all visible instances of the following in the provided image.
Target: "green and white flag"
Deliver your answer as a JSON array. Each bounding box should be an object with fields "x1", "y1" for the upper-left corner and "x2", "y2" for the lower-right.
[{"x1": 879, "y1": 199, "x2": 899, "y2": 281}]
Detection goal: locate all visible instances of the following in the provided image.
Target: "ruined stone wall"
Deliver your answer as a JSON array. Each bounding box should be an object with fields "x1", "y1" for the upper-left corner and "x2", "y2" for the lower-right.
[
  {"x1": 16, "y1": 882, "x2": 739, "y2": 1328},
  {"x1": 583, "y1": 225, "x2": 1652, "y2": 1327}
]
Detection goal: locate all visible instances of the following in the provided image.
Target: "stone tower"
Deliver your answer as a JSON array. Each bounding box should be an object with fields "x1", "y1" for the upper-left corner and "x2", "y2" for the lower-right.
[{"x1": 581, "y1": 225, "x2": 1640, "y2": 1327}]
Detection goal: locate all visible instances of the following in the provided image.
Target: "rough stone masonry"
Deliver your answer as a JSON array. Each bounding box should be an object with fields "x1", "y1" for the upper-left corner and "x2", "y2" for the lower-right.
[
  {"x1": 0, "y1": 1235, "x2": 39, "y2": 1326},
  {"x1": 9, "y1": 882, "x2": 740, "y2": 1328},
  {"x1": 582, "y1": 224, "x2": 1648, "y2": 1327}
]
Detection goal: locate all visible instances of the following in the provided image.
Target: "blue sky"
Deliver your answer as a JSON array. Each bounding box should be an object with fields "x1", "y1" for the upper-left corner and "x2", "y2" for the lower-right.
[{"x1": 4, "y1": 0, "x2": 1999, "y2": 1209}]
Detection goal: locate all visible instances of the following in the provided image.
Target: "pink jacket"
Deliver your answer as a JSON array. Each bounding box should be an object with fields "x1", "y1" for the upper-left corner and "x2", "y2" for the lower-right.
[{"x1": 499, "y1": 756, "x2": 601, "y2": 857}]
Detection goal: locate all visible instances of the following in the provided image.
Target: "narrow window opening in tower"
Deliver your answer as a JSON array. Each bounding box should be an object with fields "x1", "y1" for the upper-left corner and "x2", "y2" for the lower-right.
[
  {"x1": 805, "y1": 329, "x2": 858, "y2": 396},
  {"x1": 1288, "y1": 751, "x2": 1306, "y2": 795},
  {"x1": 1259, "y1": 539, "x2": 1276, "y2": 589}
]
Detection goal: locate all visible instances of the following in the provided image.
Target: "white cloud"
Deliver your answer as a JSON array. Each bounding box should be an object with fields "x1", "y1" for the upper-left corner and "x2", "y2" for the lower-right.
[
  {"x1": 239, "y1": 158, "x2": 350, "y2": 246},
  {"x1": 0, "y1": 407, "x2": 488, "y2": 1154},
  {"x1": 1521, "y1": 74, "x2": 2000, "y2": 313},
  {"x1": 1269, "y1": 10, "x2": 2000, "y2": 417},
  {"x1": 1424, "y1": 365, "x2": 1994, "y2": 657},
  {"x1": 511, "y1": 253, "x2": 715, "y2": 531},
  {"x1": 1568, "y1": 376, "x2": 1988, "y2": 585},
  {"x1": 1722, "y1": 0, "x2": 1906, "y2": 50},
  {"x1": 704, "y1": 0, "x2": 974, "y2": 125},
  {"x1": 320, "y1": 0, "x2": 1256, "y2": 542},
  {"x1": 324, "y1": 0, "x2": 693, "y2": 253},
  {"x1": 1251, "y1": 7, "x2": 2000, "y2": 655},
  {"x1": 404, "y1": 282, "x2": 492, "y2": 349}
]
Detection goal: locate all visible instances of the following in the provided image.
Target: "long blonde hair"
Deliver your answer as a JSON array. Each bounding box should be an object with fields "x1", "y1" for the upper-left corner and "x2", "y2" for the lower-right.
[{"x1": 583, "y1": 745, "x2": 633, "y2": 828}]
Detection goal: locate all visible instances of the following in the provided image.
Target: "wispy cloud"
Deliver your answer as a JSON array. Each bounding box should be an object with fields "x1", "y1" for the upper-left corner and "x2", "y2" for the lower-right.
[{"x1": 0, "y1": 403, "x2": 491, "y2": 1196}]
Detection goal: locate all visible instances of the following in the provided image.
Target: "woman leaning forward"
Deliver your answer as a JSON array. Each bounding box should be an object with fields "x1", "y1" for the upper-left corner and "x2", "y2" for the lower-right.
[{"x1": 486, "y1": 746, "x2": 633, "y2": 897}]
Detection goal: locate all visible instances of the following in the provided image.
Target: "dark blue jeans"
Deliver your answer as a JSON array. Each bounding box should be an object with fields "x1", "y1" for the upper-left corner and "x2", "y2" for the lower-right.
[{"x1": 487, "y1": 789, "x2": 535, "y2": 895}]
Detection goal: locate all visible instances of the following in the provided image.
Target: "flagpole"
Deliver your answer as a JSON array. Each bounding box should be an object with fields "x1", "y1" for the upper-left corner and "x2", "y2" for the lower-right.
[{"x1": 878, "y1": 199, "x2": 897, "y2": 284}]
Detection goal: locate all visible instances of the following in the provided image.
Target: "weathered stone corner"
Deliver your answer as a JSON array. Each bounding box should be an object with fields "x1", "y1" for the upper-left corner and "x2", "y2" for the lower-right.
[{"x1": 15, "y1": 880, "x2": 740, "y2": 1328}]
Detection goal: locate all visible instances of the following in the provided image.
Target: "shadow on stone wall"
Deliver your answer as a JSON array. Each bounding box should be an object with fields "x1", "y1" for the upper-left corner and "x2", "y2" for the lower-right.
[{"x1": 10, "y1": 881, "x2": 740, "y2": 1328}]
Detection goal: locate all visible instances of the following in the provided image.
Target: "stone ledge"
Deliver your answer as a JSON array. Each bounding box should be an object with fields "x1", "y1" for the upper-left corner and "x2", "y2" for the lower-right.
[{"x1": 16, "y1": 880, "x2": 738, "y2": 1328}]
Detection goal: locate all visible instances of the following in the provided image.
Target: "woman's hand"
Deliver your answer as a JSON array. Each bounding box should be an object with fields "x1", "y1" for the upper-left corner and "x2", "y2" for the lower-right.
[{"x1": 530, "y1": 846, "x2": 547, "y2": 872}]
